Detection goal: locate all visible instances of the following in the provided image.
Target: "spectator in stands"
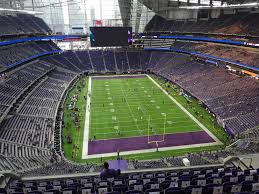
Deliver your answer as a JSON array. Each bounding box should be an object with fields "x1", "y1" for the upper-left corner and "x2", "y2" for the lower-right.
[{"x1": 100, "y1": 162, "x2": 120, "y2": 179}]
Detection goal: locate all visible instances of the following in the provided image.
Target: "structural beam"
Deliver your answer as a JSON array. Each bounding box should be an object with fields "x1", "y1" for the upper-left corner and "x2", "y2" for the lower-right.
[{"x1": 118, "y1": 0, "x2": 133, "y2": 27}]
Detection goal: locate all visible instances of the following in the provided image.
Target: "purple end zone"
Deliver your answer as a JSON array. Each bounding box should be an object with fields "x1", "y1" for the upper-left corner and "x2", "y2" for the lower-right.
[{"x1": 88, "y1": 131, "x2": 215, "y2": 155}]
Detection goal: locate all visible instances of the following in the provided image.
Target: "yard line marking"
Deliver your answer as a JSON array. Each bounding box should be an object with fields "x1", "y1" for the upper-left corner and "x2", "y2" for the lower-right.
[
  {"x1": 91, "y1": 117, "x2": 193, "y2": 125},
  {"x1": 123, "y1": 80, "x2": 159, "y2": 134},
  {"x1": 82, "y1": 77, "x2": 92, "y2": 157},
  {"x1": 99, "y1": 86, "x2": 120, "y2": 140},
  {"x1": 120, "y1": 83, "x2": 144, "y2": 135},
  {"x1": 91, "y1": 108, "x2": 188, "y2": 117}
]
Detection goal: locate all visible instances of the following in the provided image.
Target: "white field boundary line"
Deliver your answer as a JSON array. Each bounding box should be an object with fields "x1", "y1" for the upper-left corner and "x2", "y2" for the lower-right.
[
  {"x1": 82, "y1": 75, "x2": 222, "y2": 159},
  {"x1": 146, "y1": 75, "x2": 222, "y2": 145},
  {"x1": 82, "y1": 77, "x2": 92, "y2": 158}
]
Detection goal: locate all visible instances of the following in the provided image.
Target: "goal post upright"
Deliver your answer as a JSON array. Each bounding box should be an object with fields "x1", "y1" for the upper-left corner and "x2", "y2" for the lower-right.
[
  {"x1": 163, "y1": 113, "x2": 166, "y2": 141},
  {"x1": 147, "y1": 113, "x2": 166, "y2": 145},
  {"x1": 147, "y1": 115, "x2": 150, "y2": 143}
]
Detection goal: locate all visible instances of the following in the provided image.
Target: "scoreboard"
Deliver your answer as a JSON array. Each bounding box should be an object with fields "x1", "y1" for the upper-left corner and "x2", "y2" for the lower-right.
[{"x1": 89, "y1": 27, "x2": 132, "y2": 47}]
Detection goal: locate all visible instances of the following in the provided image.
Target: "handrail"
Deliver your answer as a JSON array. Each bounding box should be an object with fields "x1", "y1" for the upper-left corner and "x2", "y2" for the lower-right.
[
  {"x1": 238, "y1": 157, "x2": 252, "y2": 170},
  {"x1": 141, "y1": 31, "x2": 259, "y2": 39},
  {"x1": 141, "y1": 35, "x2": 247, "y2": 47},
  {"x1": 239, "y1": 158, "x2": 253, "y2": 169}
]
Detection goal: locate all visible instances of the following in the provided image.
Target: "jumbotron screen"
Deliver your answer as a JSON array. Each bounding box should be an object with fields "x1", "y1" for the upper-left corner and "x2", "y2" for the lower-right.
[{"x1": 89, "y1": 27, "x2": 132, "y2": 47}]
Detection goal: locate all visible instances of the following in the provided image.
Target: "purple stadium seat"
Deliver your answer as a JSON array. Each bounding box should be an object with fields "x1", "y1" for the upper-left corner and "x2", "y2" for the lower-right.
[
  {"x1": 145, "y1": 188, "x2": 161, "y2": 194},
  {"x1": 44, "y1": 189, "x2": 60, "y2": 194},
  {"x1": 125, "y1": 190, "x2": 142, "y2": 194},
  {"x1": 223, "y1": 182, "x2": 241, "y2": 193},
  {"x1": 204, "y1": 184, "x2": 223, "y2": 194},
  {"x1": 129, "y1": 183, "x2": 143, "y2": 191},
  {"x1": 241, "y1": 181, "x2": 259, "y2": 192},
  {"x1": 165, "y1": 187, "x2": 184, "y2": 194},
  {"x1": 112, "y1": 184, "x2": 128, "y2": 193},
  {"x1": 191, "y1": 178, "x2": 206, "y2": 186},
  {"x1": 96, "y1": 186, "x2": 111, "y2": 194},
  {"x1": 185, "y1": 185, "x2": 203, "y2": 194},
  {"x1": 144, "y1": 182, "x2": 159, "y2": 190},
  {"x1": 28, "y1": 192, "x2": 42, "y2": 194}
]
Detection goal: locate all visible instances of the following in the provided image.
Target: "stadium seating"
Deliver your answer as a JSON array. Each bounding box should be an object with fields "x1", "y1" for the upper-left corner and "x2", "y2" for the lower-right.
[
  {"x1": 103, "y1": 50, "x2": 117, "y2": 72},
  {"x1": 0, "y1": 41, "x2": 60, "y2": 72},
  {"x1": 114, "y1": 51, "x2": 130, "y2": 72},
  {"x1": 0, "y1": 58, "x2": 77, "y2": 172},
  {"x1": 89, "y1": 50, "x2": 106, "y2": 72},
  {"x1": 163, "y1": 41, "x2": 259, "y2": 68},
  {"x1": 127, "y1": 51, "x2": 141, "y2": 70},
  {"x1": 5, "y1": 166, "x2": 259, "y2": 194},
  {"x1": 0, "y1": 13, "x2": 51, "y2": 36},
  {"x1": 145, "y1": 13, "x2": 259, "y2": 36},
  {"x1": 0, "y1": 61, "x2": 53, "y2": 117}
]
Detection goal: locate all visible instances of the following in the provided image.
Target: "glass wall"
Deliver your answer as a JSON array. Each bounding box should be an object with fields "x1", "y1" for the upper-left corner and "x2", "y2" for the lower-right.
[
  {"x1": 21, "y1": 0, "x2": 154, "y2": 34},
  {"x1": 23, "y1": 0, "x2": 65, "y2": 34}
]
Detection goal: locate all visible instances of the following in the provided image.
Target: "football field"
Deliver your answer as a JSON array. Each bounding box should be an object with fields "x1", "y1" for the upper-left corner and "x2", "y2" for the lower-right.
[{"x1": 82, "y1": 75, "x2": 222, "y2": 159}]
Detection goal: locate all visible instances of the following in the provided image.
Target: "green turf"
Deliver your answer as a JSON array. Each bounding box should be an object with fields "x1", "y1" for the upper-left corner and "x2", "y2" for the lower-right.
[
  {"x1": 62, "y1": 76, "x2": 88, "y2": 161},
  {"x1": 62, "y1": 74, "x2": 230, "y2": 163},
  {"x1": 90, "y1": 76, "x2": 202, "y2": 140}
]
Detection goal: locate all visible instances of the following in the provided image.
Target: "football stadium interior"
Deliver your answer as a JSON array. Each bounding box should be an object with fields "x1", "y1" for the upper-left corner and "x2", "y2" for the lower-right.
[{"x1": 0, "y1": 0, "x2": 259, "y2": 193}]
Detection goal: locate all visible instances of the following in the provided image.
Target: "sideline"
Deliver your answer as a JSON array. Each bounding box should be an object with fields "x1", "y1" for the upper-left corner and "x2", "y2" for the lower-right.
[
  {"x1": 146, "y1": 74, "x2": 222, "y2": 145},
  {"x1": 82, "y1": 77, "x2": 92, "y2": 158}
]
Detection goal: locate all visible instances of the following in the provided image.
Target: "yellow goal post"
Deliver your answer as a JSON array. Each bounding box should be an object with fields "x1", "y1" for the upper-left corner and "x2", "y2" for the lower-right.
[{"x1": 147, "y1": 114, "x2": 166, "y2": 145}]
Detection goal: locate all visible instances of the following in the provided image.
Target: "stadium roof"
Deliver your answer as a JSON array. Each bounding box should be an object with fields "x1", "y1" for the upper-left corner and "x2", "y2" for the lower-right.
[
  {"x1": 138, "y1": 0, "x2": 259, "y2": 19},
  {"x1": 118, "y1": 0, "x2": 132, "y2": 27},
  {"x1": 139, "y1": 0, "x2": 259, "y2": 10},
  {"x1": 0, "y1": 0, "x2": 24, "y2": 9},
  {"x1": 1, "y1": 0, "x2": 258, "y2": 34}
]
